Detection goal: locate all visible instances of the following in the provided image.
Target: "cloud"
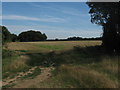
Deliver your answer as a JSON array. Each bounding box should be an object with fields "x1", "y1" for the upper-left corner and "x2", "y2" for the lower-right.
[
  {"x1": 61, "y1": 10, "x2": 89, "y2": 16},
  {"x1": 28, "y1": 3, "x2": 88, "y2": 17},
  {"x1": 2, "y1": 15, "x2": 40, "y2": 21},
  {"x1": 4, "y1": 25, "x2": 102, "y2": 39},
  {"x1": 2, "y1": 15, "x2": 66, "y2": 23}
]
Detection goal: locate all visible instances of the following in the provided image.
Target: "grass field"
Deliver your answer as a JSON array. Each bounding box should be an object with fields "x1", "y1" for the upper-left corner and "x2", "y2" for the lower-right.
[
  {"x1": 6, "y1": 41, "x2": 101, "y2": 52},
  {"x1": 2, "y1": 41, "x2": 119, "y2": 88}
]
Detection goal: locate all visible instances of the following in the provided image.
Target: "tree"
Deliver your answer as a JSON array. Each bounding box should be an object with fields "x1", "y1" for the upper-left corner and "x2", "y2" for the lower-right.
[
  {"x1": 0, "y1": 26, "x2": 18, "y2": 44},
  {"x1": 42, "y1": 33, "x2": 47, "y2": 41},
  {"x1": 1, "y1": 26, "x2": 12, "y2": 44},
  {"x1": 11, "y1": 34, "x2": 18, "y2": 42},
  {"x1": 18, "y1": 30, "x2": 47, "y2": 42},
  {"x1": 86, "y1": 2, "x2": 120, "y2": 52},
  {"x1": 67, "y1": 37, "x2": 82, "y2": 41}
]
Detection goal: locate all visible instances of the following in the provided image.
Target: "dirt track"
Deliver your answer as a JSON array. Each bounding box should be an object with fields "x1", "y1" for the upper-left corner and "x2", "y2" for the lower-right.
[
  {"x1": 13, "y1": 67, "x2": 54, "y2": 88},
  {"x1": 3, "y1": 66, "x2": 54, "y2": 88}
]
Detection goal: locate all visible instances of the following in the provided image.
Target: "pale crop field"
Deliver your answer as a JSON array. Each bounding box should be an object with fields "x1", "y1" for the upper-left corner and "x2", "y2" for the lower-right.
[{"x1": 7, "y1": 41, "x2": 102, "y2": 52}]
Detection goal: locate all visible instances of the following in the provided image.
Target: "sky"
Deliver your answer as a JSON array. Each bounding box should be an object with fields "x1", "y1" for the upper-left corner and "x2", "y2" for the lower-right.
[{"x1": 2, "y1": 2, "x2": 102, "y2": 39}]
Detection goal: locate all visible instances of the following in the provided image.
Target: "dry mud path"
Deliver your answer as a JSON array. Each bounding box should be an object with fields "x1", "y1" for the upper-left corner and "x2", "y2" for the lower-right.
[
  {"x1": 3, "y1": 66, "x2": 54, "y2": 88},
  {"x1": 2, "y1": 55, "x2": 54, "y2": 88},
  {"x1": 13, "y1": 67, "x2": 54, "y2": 88}
]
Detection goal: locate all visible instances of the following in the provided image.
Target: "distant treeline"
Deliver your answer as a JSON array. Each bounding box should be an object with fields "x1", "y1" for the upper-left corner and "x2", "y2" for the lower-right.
[
  {"x1": 47, "y1": 37, "x2": 102, "y2": 41},
  {"x1": 0, "y1": 26, "x2": 47, "y2": 44},
  {"x1": 1, "y1": 26, "x2": 101, "y2": 44}
]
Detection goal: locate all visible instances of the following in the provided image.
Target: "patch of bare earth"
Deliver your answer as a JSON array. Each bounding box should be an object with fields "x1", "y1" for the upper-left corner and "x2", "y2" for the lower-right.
[
  {"x1": 2, "y1": 55, "x2": 29, "y2": 86},
  {"x1": 13, "y1": 67, "x2": 54, "y2": 88},
  {"x1": 3, "y1": 66, "x2": 54, "y2": 88},
  {"x1": 2, "y1": 54, "x2": 54, "y2": 88},
  {"x1": 3, "y1": 66, "x2": 37, "y2": 86}
]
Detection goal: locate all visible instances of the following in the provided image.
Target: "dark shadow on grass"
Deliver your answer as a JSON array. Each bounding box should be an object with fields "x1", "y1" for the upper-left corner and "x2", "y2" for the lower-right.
[
  {"x1": 26, "y1": 51, "x2": 58, "y2": 67},
  {"x1": 26, "y1": 45, "x2": 119, "y2": 67}
]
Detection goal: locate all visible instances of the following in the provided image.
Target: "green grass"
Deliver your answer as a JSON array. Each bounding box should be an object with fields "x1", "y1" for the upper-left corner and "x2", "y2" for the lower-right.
[{"x1": 36, "y1": 44, "x2": 66, "y2": 50}]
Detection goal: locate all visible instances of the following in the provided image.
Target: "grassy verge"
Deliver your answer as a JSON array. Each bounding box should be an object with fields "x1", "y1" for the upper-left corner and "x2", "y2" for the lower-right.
[{"x1": 2, "y1": 49, "x2": 30, "y2": 79}]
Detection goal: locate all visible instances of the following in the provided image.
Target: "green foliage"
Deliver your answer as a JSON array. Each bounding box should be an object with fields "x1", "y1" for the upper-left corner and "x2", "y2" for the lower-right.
[
  {"x1": 0, "y1": 26, "x2": 18, "y2": 44},
  {"x1": 18, "y1": 30, "x2": 47, "y2": 42},
  {"x1": 0, "y1": 26, "x2": 47, "y2": 44},
  {"x1": 42, "y1": 33, "x2": 47, "y2": 40},
  {"x1": 11, "y1": 34, "x2": 18, "y2": 42},
  {"x1": 86, "y1": 2, "x2": 120, "y2": 52},
  {"x1": 1, "y1": 26, "x2": 11, "y2": 44},
  {"x1": 86, "y1": 2, "x2": 119, "y2": 25}
]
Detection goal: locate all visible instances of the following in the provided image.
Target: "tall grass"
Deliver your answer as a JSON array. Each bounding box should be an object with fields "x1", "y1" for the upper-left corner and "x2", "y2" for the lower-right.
[
  {"x1": 2, "y1": 49, "x2": 30, "y2": 79},
  {"x1": 27, "y1": 46, "x2": 119, "y2": 88},
  {"x1": 53, "y1": 65, "x2": 117, "y2": 88},
  {"x1": 32, "y1": 63, "x2": 118, "y2": 88}
]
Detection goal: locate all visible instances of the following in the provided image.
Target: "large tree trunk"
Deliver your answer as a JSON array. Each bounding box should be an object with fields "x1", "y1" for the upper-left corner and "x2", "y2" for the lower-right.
[{"x1": 102, "y1": 22, "x2": 120, "y2": 52}]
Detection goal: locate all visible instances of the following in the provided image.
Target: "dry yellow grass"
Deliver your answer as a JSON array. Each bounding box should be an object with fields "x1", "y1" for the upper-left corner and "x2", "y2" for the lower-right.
[
  {"x1": 59, "y1": 65, "x2": 118, "y2": 88},
  {"x1": 7, "y1": 42, "x2": 40, "y2": 50},
  {"x1": 7, "y1": 41, "x2": 102, "y2": 52},
  {"x1": 27, "y1": 41, "x2": 101, "y2": 46},
  {"x1": 33, "y1": 64, "x2": 118, "y2": 88},
  {"x1": 3, "y1": 55, "x2": 29, "y2": 72},
  {"x1": 100, "y1": 56, "x2": 119, "y2": 75}
]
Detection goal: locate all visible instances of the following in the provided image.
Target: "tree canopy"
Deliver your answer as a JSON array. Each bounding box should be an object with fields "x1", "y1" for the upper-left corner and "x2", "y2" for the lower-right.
[
  {"x1": 86, "y1": 2, "x2": 120, "y2": 52},
  {"x1": 86, "y1": 2, "x2": 119, "y2": 26},
  {"x1": 1, "y1": 26, "x2": 47, "y2": 43},
  {"x1": 1, "y1": 26, "x2": 12, "y2": 44},
  {"x1": 18, "y1": 30, "x2": 47, "y2": 42}
]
